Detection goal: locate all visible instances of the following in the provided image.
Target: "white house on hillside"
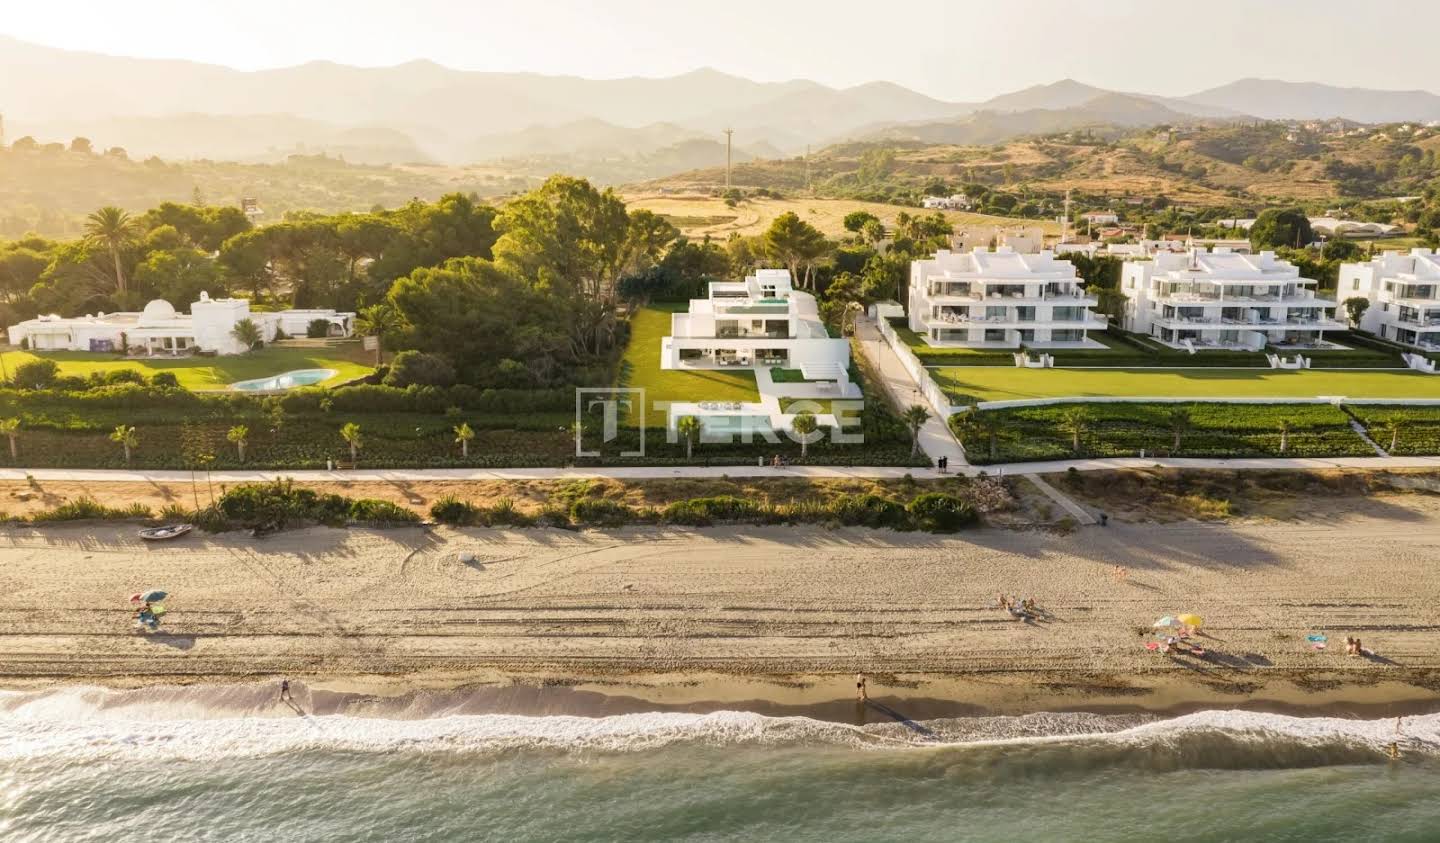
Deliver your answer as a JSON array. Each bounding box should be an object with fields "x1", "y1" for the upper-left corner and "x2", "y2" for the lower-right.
[
  {"x1": 661, "y1": 269, "x2": 849, "y2": 375},
  {"x1": 6, "y1": 293, "x2": 354, "y2": 356},
  {"x1": 907, "y1": 247, "x2": 1107, "y2": 348},
  {"x1": 1338, "y1": 248, "x2": 1440, "y2": 350},
  {"x1": 1121, "y1": 249, "x2": 1342, "y2": 350}
]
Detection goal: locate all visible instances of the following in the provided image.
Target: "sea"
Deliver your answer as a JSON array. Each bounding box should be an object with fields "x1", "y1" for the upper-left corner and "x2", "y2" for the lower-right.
[{"x1": 3, "y1": 686, "x2": 1439, "y2": 842}]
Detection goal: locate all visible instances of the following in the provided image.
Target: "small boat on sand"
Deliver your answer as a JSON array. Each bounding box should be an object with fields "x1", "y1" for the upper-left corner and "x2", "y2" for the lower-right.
[{"x1": 139, "y1": 524, "x2": 194, "y2": 541}]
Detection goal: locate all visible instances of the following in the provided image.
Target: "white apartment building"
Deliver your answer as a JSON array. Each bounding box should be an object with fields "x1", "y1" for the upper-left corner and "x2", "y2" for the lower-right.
[
  {"x1": 661, "y1": 269, "x2": 849, "y2": 375},
  {"x1": 907, "y1": 247, "x2": 1107, "y2": 348},
  {"x1": 7, "y1": 293, "x2": 354, "y2": 356},
  {"x1": 1121, "y1": 249, "x2": 1342, "y2": 350},
  {"x1": 1339, "y1": 248, "x2": 1440, "y2": 350}
]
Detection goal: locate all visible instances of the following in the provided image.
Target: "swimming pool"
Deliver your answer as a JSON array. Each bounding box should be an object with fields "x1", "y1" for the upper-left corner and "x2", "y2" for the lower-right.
[{"x1": 229, "y1": 368, "x2": 337, "y2": 392}]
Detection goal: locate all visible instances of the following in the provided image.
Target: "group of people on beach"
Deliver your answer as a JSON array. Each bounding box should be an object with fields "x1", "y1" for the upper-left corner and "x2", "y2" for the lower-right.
[
  {"x1": 1344, "y1": 636, "x2": 1367, "y2": 657},
  {"x1": 997, "y1": 594, "x2": 1041, "y2": 621}
]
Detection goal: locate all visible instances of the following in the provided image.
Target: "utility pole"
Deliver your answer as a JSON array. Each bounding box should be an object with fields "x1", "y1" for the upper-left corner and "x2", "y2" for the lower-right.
[{"x1": 724, "y1": 129, "x2": 734, "y2": 190}]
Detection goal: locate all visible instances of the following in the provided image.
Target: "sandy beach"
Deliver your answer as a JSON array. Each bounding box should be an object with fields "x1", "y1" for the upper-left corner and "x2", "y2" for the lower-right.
[{"x1": 3, "y1": 495, "x2": 1440, "y2": 718}]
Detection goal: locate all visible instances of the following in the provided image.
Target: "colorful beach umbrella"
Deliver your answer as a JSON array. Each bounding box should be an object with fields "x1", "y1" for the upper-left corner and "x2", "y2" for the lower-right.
[
  {"x1": 1153, "y1": 616, "x2": 1183, "y2": 629},
  {"x1": 132, "y1": 590, "x2": 167, "y2": 603},
  {"x1": 1177, "y1": 614, "x2": 1204, "y2": 628}
]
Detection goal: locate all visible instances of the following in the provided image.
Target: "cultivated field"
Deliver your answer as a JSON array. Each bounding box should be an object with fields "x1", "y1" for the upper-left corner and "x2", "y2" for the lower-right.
[{"x1": 620, "y1": 194, "x2": 1062, "y2": 239}]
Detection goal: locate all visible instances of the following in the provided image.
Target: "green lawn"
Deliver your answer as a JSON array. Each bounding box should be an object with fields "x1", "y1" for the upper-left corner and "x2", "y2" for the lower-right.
[
  {"x1": 617, "y1": 305, "x2": 759, "y2": 426},
  {"x1": 1, "y1": 343, "x2": 374, "y2": 390},
  {"x1": 934, "y1": 366, "x2": 1440, "y2": 404}
]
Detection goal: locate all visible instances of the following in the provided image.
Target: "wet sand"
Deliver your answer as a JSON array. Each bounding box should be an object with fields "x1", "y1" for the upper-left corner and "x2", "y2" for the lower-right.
[{"x1": 2, "y1": 506, "x2": 1440, "y2": 715}]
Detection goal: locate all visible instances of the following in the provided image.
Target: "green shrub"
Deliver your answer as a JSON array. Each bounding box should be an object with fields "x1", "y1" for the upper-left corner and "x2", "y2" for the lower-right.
[
  {"x1": 347, "y1": 499, "x2": 421, "y2": 525},
  {"x1": 485, "y1": 498, "x2": 534, "y2": 527},
  {"x1": 217, "y1": 480, "x2": 417, "y2": 529},
  {"x1": 30, "y1": 496, "x2": 152, "y2": 522},
  {"x1": 431, "y1": 495, "x2": 480, "y2": 526},
  {"x1": 661, "y1": 495, "x2": 766, "y2": 526},
  {"x1": 829, "y1": 493, "x2": 909, "y2": 529},
  {"x1": 385, "y1": 351, "x2": 457, "y2": 388},
  {"x1": 13, "y1": 359, "x2": 59, "y2": 390},
  {"x1": 150, "y1": 372, "x2": 180, "y2": 388},
  {"x1": 906, "y1": 493, "x2": 977, "y2": 532},
  {"x1": 306, "y1": 318, "x2": 332, "y2": 338},
  {"x1": 570, "y1": 497, "x2": 635, "y2": 527}
]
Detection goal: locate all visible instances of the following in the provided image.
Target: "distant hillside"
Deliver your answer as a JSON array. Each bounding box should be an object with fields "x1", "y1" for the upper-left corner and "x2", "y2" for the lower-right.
[
  {"x1": 636, "y1": 120, "x2": 1440, "y2": 210},
  {"x1": 0, "y1": 145, "x2": 527, "y2": 238},
  {"x1": 9, "y1": 113, "x2": 432, "y2": 165},
  {"x1": 1184, "y1": 78, "x2": 1440, "y2": 123},
  {"x1": 863, "y1": 94, "x2": 1226, "y2": 146}
]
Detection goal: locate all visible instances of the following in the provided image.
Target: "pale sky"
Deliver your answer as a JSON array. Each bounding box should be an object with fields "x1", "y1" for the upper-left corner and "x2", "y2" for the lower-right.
[{"x1": 4, "y1": 0, "x2": 1437, "y2": 100}]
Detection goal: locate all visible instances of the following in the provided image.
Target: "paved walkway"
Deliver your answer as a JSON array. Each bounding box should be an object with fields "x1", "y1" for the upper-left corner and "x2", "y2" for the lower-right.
[
  {"x1": 7, "y1": 455, "x2": 1440, "y2": 485},
  {"x1": 853, "y1": 316, "x2": 967, "y2": 468},
  {"x1": 1023, "y1": 474, "x2": 1097, "y2": 525}
]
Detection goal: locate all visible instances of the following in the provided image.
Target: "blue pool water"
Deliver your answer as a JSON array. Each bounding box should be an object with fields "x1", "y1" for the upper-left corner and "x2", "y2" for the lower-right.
[{"x1": 229, "y1": 368, "x2": 336, "y2": 391}]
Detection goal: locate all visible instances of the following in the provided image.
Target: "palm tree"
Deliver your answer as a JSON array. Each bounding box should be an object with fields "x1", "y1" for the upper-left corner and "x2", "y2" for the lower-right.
[
  {"x1": 1167, "y1": 407, "x2": 1192, "y2": 453},
  {"x1": 84, "y1": 206, "x2": 140, "y2": 295},
  {"x1": 355, "y1": 303, "x2": 402, "y2": 366},
  {"x1": 1278, "y1": 419, "x2": 1291, "y2": 454},
  {"x1": 454, "y1": 422, "x2": 474, "y2": 459},
  {"x1": 675, "y1": 415, "x2": 702, "y2": 459},
  {"x1": 1383, "y1": 417, "x2": 1402, "y2": 452},
  {"x1": 1059, "y1": 406, "x2": 1091, "y2": 454},
  {"x1": 231, "y1": 318, "x2": 262, "y2": 351},
  {"x1": 340, "y1": 422, "x2": 363, "y2": 465},
  {"x1": 975, "y1": 412, "x2": 1002, "y2": 461},
  {"x1": 227, "y1": 424, "x2": 249, "y2": 462},
  {"x1": 900, "y1": 404, "x2": 931, "y2": 457},
  {"x1": 0, "y1": 417, "x2": 19, "y2": 461},
  {"x1": 791, "y1": 411, "x2": 819, "y2": 459},
  {"x1": 110, "y1": 424, "x2": 138, "y2": 465}
]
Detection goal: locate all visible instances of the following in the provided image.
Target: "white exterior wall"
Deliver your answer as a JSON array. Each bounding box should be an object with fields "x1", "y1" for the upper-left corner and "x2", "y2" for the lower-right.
[
  {"x1": 1121, "y1": 249, "x2": 1341, "y2": 349},
  {"x1": 908, "y1": 248, "x2": 1106, "y2": 348},
  {"x1": 191, "y1": 296, "x2": 252, "y2": 355},
  {"x1": 1339, "y1": 249, "x2": 1440, "y2": 349}
]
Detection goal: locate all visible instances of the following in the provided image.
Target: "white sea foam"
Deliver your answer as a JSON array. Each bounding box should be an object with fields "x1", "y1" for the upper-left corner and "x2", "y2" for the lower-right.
[{"x1": 2, "y1": 686, "x2": 1436, "y2": 764}]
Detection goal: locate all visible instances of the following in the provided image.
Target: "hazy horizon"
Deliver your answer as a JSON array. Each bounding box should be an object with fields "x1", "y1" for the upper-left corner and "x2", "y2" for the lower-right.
[{"x1": 5, "y1": 0, "x2": 1440, "y2": 101}]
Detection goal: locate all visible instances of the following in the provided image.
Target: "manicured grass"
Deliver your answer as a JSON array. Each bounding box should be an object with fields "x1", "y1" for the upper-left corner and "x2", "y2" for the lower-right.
[
  {"x1": 0, "y1": 344, "x2": 374, "y2": 390},
  {"x1": 616, "y1": 305, "x2": 760, "y2": 426},
  {"x1": 934, "y1": 366, "x2": 1440, "y2": 405},
  {"x1": 770, "y1": 368, "x2": 825, "y2": 383}
]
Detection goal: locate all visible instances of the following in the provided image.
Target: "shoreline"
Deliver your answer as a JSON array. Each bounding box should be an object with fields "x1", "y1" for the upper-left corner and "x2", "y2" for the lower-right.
[{"x1": 5, "y1": 671, "x2": 1440, "y2": 725}]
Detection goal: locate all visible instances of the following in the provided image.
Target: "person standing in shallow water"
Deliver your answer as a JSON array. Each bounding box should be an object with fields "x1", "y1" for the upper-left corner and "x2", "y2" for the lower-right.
[{"x1": 856, "y1": 674, "x2": 867, "y2": 702}]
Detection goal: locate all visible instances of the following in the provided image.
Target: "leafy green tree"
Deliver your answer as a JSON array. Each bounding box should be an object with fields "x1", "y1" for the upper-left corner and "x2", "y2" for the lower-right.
[
  {"x1": 762, "y1": 212, "x2": 828, "y2": 289},
  {"x1": 1278, "y1": 419, "x2": 1290, "y2": 454},
  {"x1": 454, "y1": 422, "x2": 474, "y2": 459},
  {"x1": 231, "y1": 318, "x2": 262, "y2": 350},
  {"x1": 227, "y1": 424, "x2": 249, "y2": 462},
  {"x1": 673, "y1": 415, "x2": 702, "y2": 460},
  {"x1": 134, "y1": 247, "x2": 221, "y2": 305},
  {"x1": 791, "y1": 411, "x2": 820, "y2": 459},
  {"x1": 384, "y1": 350, "x2": 457, "y2": 387},
  {"x1": 84, "y1": 206, "x2": 140, "y2": 295},
  {"x1": 1249, "y1": 208, "x2": 1313, "y2": 250},
  {"x1": 217, "y1": 229, "x2": 274, "y2": 298},
  {"x1": 900, "y1": 405, "x2": 931, "y2": 457},
  {"x1": 843, "y1": 211, "x2": 879, "y2": 236},
  {"x1": 0, "y1": 417, "x2": 20, "y2": 460},
  {"x1": 340, "y1": 422, "x2": 363, "y2": 465},
  {"x1": 1343, "y1": 296, "x2": 1370, "y2": 327},
  {"x1": 110, "y1": 424, "x2": 138, "y2": 465}
]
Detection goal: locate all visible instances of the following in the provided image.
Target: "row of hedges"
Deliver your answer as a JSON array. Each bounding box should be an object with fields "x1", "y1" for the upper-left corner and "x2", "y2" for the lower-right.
[
  {"x1": 1345, "y1": 405, "x2": 1440, "y2": 455},
  {"x1": 953, "y1": 402, "x2": 1374, "y2": 464},
  {"x1": 431, "y1": 491, "x2": 979, "y2": 533},
  {"x1": 216, "y1": 481, "x2": 420, "y2": 530}
]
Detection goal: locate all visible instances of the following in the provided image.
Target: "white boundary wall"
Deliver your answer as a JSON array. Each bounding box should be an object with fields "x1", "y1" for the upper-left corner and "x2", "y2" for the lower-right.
[{"x1": 875, "y1": 317, "x2": 960, "y2": 417}]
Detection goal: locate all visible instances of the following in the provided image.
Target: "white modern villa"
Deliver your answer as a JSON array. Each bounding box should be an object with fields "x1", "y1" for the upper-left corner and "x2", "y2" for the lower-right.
[
  {"x1": 1121, "y1": 249, "x2": 1343, "y2": 350},
  {"x1": 662, "y1": 269, "x2": 850, "y2": 374},
  {"x1": 906, "y1": 247, "x2": 1107, "y2": 348},
  {"x1": 660, "y1": 269, "x2": 858, "y2": 436},
  {"x1": 1339, "y1": 248, "x2": 1440, "y2": 350},
  {"x1": 6, "y1": 293, "x2": 354, "y2": 356}
]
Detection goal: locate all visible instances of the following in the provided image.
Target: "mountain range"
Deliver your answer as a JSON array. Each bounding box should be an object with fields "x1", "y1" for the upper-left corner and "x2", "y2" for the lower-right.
[{"x1": 2, "y1": 36, "x2": 1440, "y2": 173}]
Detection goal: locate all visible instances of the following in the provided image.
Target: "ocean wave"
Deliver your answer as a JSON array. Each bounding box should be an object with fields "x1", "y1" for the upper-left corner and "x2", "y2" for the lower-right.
[{"x1": 2, "y1": 686, "x2": 1436, "y2": 767}]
